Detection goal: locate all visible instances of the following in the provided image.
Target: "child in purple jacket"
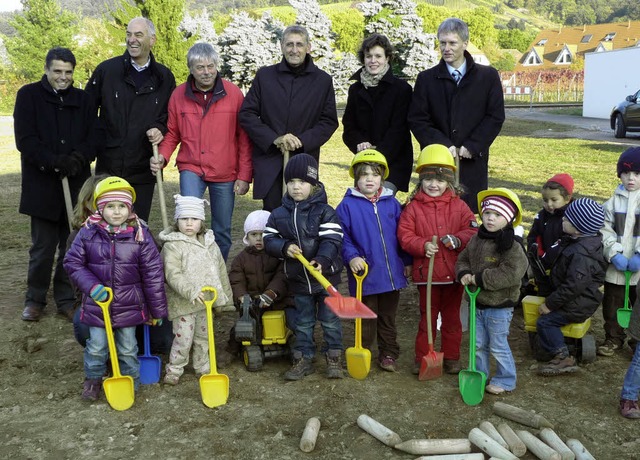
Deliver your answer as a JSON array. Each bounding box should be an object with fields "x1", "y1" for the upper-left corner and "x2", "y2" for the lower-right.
[
  {"x1": 336, "y1": 150, "x2": 411, "y2": 372},
  {"x1": 64, "y1": 176, "x2": 167, "y2": 401}
]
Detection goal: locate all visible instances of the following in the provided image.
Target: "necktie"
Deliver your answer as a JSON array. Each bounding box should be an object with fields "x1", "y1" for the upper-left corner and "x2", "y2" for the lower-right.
[{"x1": 452, "y1": 70, "x2": 461, "y2": 84}]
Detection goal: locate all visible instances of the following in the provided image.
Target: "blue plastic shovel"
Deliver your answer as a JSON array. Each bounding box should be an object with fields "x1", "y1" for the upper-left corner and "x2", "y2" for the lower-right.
[{"x1": 139, "y1": 324, "x2": 162, "y2": 384}]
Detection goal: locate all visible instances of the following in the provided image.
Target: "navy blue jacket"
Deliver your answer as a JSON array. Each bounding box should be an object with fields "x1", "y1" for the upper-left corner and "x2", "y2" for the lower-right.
[
  {"x1": 263, "y1": 184, "x2": 343, "y2": 295},
  {"x1": 336, "y1": 187, "x2": 410, "y2": 296},
  {"x1": 546, "y1": 234, "x2": 606, "y2": 323}
]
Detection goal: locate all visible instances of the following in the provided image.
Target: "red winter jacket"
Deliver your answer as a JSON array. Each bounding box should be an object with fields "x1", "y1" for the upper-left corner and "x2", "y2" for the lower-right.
[
  {"x1": 158, "y1": 75, "x2": 252, "y2": 183},
  {"x1": 398, "y1": 189, "x2": 477, "y2": 284}
]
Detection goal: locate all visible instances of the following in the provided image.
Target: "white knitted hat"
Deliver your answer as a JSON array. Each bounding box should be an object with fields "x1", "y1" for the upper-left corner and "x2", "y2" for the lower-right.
[
  {"x1": 173, "y1": 194, "x2": 208, "y2": 221},
  {"x1": 243, "y1": 210, "x2": 270, "y2": 245}
]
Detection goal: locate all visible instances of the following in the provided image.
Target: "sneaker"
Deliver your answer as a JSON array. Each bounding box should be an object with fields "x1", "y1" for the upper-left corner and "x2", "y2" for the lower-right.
[
  {"x1": 163, "y1": 374, "x2": 179, "y2": 386},
  {"x1": 412, "y1": 361, "x2": 420, "y2": 375},
  {"x1": 284, "y1": 357, "x2": 314, "y2": 381},
  {"x1": 82, "y1": 378, "x2": 102, "y2": 401},
  {"x1": 326, "y1": 351, "x2": 344, "y2": 379},
  {"x1": 598, "y1": 339, "x2": 623, "y2": 357},
  {"x1": 378, "y1": 355, "x2": 398, "y2": 372},
  {"x1": 620, "y1": 399, "x2": 640, "y2": 419},
  {"x1": 485, "y1": 384, "x2": 506, "y2": 395},
  {"x1": 443, "y1": 359, "x2": 461, "y2": 375},
  {"x1": 537, "y1": 353, "x2": 579, "y2": 376}
]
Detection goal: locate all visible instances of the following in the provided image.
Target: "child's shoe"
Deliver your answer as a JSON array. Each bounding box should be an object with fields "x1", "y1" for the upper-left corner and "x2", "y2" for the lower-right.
[
  {"x1": 326, "y1": 350, "x2": 344, "y2": 379},
  {"x1": 284, "y1": 357, "x2": 314, "y2": 381},
  {"x1": 485, "y1": 384, "x2": 506, "y2": 395},
  {"x1": 443, "y1": 359, "x2": 461, "y2": 375},
  {"x1": 537, "y1": 352, "x2": 578, "y2": 376},
  {"x1": 82, "y1": 378, "x2": 102, "y2": 401},
  {"x1": 163, "y1": 373, "x2": 179, "y2": 386},
  {"x1": 378, "y1": 355, "x2": 398, "y2": 372},
  {"x1": 412, "y1": 360, "x2": 420, "y2": 375},
  {"x1": 597, "y1": 339, "x2": 623, "y2": 357},
  {"x1": 620, "y1": 399, "x2": 640, "y2": 419}
]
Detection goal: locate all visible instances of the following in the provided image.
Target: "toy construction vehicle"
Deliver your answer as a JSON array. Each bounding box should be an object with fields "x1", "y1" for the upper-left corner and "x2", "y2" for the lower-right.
[
  {"x1": 522, "y1": 295, "x2": 596, "y2": 364},
  {"x1": 234, "y1": 294, "x2": 292, "y2": 371}
]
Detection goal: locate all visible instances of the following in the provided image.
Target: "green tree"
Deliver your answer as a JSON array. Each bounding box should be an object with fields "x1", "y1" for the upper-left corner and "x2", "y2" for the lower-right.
[
  {"x1": 329, "y1": 8, "x2": 364, "y2": 54},
  {"x1": 460, "y1": 7, "x2": 497, "y2": 49},
  {"x1": 5, "y1": 0, "x2": 78, "y2": 80},
  {"x1": 415, "y1": 3, "x2": 451, "y2": 34},
  {"x1": 497, "y1": 28, "x2": 537, "y2": 53}
]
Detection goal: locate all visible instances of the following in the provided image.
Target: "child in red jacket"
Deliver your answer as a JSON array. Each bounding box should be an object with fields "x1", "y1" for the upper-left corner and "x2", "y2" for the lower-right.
[{"x1": 398, "y1": 145, "x2": 477, "y2": 375}]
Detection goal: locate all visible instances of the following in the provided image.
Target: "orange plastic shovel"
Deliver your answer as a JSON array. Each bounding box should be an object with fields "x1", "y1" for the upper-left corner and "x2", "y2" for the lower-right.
[
  {"x1": 95, "y1": 287, "x2": 135, "y2": 411},
  {"x1": 419, "y1": 236, "x2": 444, "y2": 380},
  {"x1": 294, "y1": 253, "x2": 376, "y2": 319},
  {"x1": 199, "y1": 286, "x2": 229, "y2": 408}
]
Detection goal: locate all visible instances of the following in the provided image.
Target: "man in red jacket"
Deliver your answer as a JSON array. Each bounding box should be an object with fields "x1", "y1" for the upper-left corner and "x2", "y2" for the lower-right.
[
  {"x1": 239, "y1": 25, "x2": 338, "y2": 211},
  {"x1": 151, "y1": 42, "x2": 252, "y2": 261}
]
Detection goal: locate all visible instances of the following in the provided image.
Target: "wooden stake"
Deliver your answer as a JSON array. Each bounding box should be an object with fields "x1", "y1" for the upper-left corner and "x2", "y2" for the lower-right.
[
  {"x1": 394, "y1": 438, "x2": 471, "y2": 455},
  {"x1": 493, "y1": 401, "x2": 554, "y2": 429},
  {"x1": 566, "y1": 439, "x2": 596, "y2": 460},
  {"x1": 497, "y1": 423, "x2": 527, "y2": 457},
  {"x1": 516, "y1": 430, "x2": 561, "y2": 460},
  {"x1": 468, "y1": 427, "x2": 518, "y2": 460},
  {"x1": 479, "y1": 420, "x2": 509, "y2": 450},
  {"x1": 299, "y1": 417, "x2": 321, "y2": 452},
  {"x1": 356, "y1": 414, "x2": 402, "y2": 447},
  {"x1": 539, "y1": 428, "x2": 575, "y2": 460}
]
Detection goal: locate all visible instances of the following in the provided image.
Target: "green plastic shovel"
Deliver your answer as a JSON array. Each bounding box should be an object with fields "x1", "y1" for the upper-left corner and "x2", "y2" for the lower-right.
[
  {"x1": 95, "y1": 287, "x2": 135, "y2": 411},
  {"x1": 617, "y1": 271, "x2": 633, "y2": 328},
  {"x1": 459, "y1": 286, "x2": 487, "y2": 406}
]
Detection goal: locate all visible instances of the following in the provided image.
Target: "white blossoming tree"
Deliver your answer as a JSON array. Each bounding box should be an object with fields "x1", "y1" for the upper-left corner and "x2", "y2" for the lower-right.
[{"x1": 180, "y1": 9, "x2": 218, "y2": 45}]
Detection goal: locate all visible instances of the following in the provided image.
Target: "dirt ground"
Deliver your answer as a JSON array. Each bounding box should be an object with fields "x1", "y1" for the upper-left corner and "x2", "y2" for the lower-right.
[{"x1": 1, "y1": 113, "x2": 640, "y2": 459}]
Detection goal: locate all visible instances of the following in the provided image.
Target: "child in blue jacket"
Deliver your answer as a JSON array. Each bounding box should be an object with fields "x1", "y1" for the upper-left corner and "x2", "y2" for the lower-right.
[{"x1": 336, "y1": 150, "x2": 411, "y2": 372}]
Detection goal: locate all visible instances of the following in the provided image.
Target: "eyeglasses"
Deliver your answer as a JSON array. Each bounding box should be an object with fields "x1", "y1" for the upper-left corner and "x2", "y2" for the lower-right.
[{"x1": 194, "y1": 64, "x2": 216, "y2": 72}]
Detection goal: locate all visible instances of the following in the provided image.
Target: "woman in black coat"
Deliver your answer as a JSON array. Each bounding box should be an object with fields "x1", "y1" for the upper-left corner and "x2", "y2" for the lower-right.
[{"x1": 342, "y1": 34, "x2": 413, "y2": 193}]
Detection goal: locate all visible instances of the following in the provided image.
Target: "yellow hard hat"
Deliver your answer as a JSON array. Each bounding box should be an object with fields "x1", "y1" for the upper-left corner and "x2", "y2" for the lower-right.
[
  {"x1": 477, "y1": 187, "x2": 523, "y2": 227},
  {"x1": 349, "y1": 149, "x2": 389, "y2": 179},
  {"x1": 93, "y1": 176, "x2": 137, "y2": 208},
  {"x1": 416, "y1": 144, "x2": 456, "y2": 174}
]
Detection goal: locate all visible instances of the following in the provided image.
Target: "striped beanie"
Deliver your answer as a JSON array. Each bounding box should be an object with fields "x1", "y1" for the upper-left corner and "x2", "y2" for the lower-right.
[
  {"x1": 481, "y1": 195, "x2": 517, "y2": 223},
  {"x1": 174, "y1": 194, "x2": 208, "y2": 221},
  {"x1": 96, "y1": 190, "x2": 133, "y2": 214},
  {"x1": 564, "y1": 198, "x2": 605, "y2": 235}
]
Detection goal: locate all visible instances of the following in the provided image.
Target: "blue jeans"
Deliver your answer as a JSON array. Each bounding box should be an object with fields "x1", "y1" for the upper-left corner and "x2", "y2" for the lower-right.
[
  {"x1": 85, "y1": 326, "x2": 139, "y2": 387},
  {"x1": 179, "y1": 170, "x2": 234, "y2": 261},
  {"x1": 292, "y1": 293, "x2": 343, "y2": 359},
  {"x1": 622, "y1": 343, "x2": 640, "y2": 400},
  {"x1": 476, "y1": 307, "x2": 516, "y2": 391},
  {"x1": 536, "y1": 310, "x2": 570, "y2": 355}
]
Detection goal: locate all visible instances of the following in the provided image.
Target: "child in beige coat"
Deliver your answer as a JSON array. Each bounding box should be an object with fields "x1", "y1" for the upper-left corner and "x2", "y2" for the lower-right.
[{"x1": 160, "y1": 195, "x2": 233, "y2": 385}]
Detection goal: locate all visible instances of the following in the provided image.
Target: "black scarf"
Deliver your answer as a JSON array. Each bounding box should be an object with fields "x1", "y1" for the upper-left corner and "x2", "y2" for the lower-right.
[{"x1": 478, "y1": 224, "x2": 515, "y2": 254}]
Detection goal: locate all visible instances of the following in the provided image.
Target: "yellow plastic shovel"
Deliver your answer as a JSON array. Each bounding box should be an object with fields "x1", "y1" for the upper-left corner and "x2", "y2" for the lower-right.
[
  {"x1": 95, "y1": 287, "x2": 135, "y2": 411},
  {"x1": 346, "y1": 264, "x2": 371, "y2": 380},
  {"x1": 199, "y1": 287, "x2": 229, "y2": 408}
]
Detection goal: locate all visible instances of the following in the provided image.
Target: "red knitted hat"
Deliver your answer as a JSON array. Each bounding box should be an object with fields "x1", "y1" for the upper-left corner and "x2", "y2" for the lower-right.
[{"x1": 545, "y1": 173, "x2": 574, "y2": 195}]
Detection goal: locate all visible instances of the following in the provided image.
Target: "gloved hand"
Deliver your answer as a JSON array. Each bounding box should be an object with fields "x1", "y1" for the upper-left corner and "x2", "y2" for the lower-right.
[
  {"x1": 53, "y1": 151, "x2": 85, "y2": 177},
  {"x1": 257, "y1": 289, "x2": 277, "y2": 308},
  {"x1": 440, "y1": 234, "x2": 461, "y2": 250},
  {"x1": 612, "y1": 253, "x2": 629, "y2": 271},
  {"x1": 514, "y1": 225, "x2": 525, "y2": 238},
  {"x1": 150, "y1": 318, "x2": 163, "y2": 326},
  {"x1": 90, "y1": 284, "x2": 108, "y2": 302},
  {"x1": 628, "y1": 254, "x2": 640, "y2": 272}
]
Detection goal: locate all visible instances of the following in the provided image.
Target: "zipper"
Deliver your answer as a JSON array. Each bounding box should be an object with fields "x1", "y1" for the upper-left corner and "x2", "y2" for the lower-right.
[
  {"x1": 373, "y1": 203, "x2": 396, "y2": 290},
  {"x1": 293, "y1": 203, "x2": 312, "y2": 294}
]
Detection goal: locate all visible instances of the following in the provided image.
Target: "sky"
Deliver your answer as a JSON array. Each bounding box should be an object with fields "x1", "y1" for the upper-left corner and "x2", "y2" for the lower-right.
[{"x1": 0, "y1": 0, "x2": 23, "y2": 13}]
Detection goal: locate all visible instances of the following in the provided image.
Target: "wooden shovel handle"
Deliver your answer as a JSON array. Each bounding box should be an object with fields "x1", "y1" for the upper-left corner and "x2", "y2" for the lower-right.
[
  {"x1": 426, "y1": 236, "x2": 438, "y2": 346},
  {"x1": 152, "y1": 144, "x2": 169, "y2": 229}
]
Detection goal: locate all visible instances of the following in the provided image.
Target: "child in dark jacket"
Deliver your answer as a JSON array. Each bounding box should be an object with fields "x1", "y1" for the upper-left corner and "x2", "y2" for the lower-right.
[
  {"x1": 456, "y1": 188, "x2": 528, "y2": 395},
  {"x1": 264, "y1": 154, "x2": 344, "y2": 381},
  {"x1": 536, "y1": 198, "x2": 606, "y2": 376},
  {"x1": 336, "y1": 149, "x2": 411, "y2": 372},
  {"x1": 526, "y1": 173, "x2": 574, "y2": 296},
  {"x1": 64, "y1": 176, "x2": 167, "y2": 401}
]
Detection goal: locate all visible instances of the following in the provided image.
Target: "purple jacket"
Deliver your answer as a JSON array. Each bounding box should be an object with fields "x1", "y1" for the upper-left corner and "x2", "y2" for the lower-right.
[{"x1": 63, "y1": 224, "x2": 167, "y2": 328}]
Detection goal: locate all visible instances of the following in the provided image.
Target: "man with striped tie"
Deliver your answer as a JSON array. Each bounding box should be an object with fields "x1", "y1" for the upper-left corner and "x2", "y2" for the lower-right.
[{"x1": 408, "y1": 17, "x2": 505, "y2": 214}]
